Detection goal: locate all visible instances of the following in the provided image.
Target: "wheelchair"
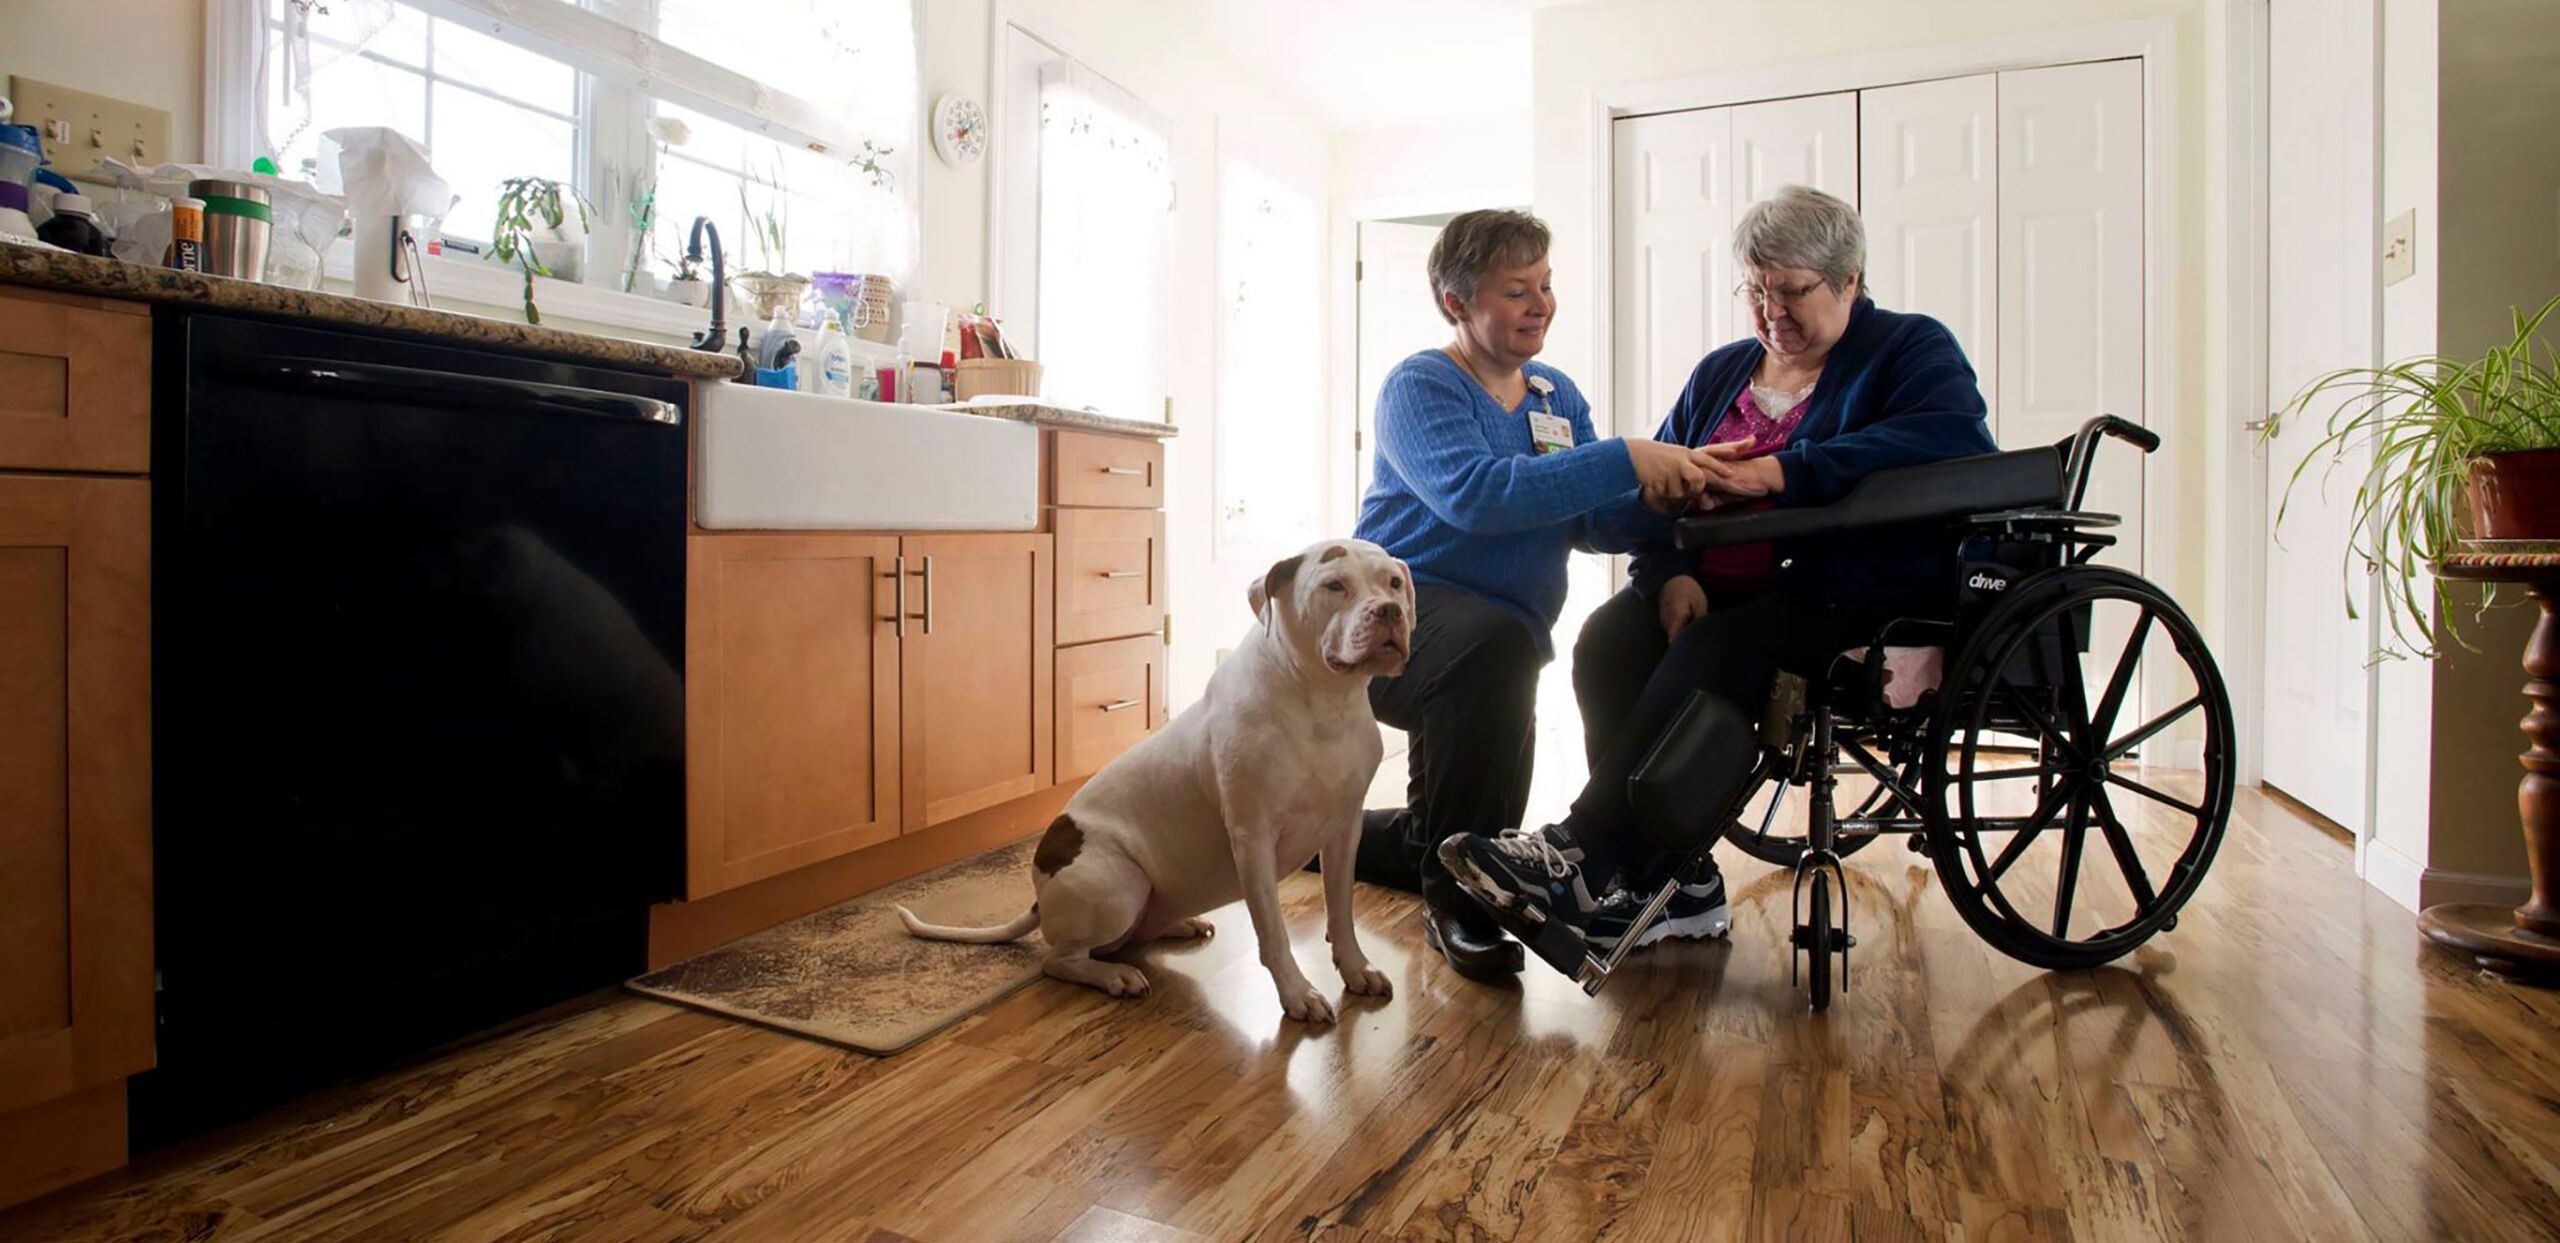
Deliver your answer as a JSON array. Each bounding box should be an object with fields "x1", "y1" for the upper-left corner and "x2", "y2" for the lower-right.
[{"x1": 1552, "y1": 415, "x2": 2236, "y2": 1012}]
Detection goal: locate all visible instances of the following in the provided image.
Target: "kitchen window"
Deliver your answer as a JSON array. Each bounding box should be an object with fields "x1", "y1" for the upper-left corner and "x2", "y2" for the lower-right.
[{"x1": 222, "y1": 0, "x2": 917, "y2": 319}]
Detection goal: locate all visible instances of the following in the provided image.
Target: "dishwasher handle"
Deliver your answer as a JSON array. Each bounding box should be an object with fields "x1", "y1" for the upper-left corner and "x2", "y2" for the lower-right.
[{"x1": 220, "y1": 357, "x2": 682, "y2": 425}]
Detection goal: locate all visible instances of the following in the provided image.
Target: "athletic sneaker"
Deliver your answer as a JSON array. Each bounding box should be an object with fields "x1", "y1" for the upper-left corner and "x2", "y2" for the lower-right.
[
  {"x1": 1587, "y1": 869, "x2": 1731, "y2": 952},
  {"x1": 1436, "y1": 824, "x2": 1613, "y2": 933}
]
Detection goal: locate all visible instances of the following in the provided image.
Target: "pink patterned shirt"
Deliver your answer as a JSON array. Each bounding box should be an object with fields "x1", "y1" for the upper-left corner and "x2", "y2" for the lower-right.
[{"x1": 1690, "y1": 386, "x2": 1812, "y2": 593}]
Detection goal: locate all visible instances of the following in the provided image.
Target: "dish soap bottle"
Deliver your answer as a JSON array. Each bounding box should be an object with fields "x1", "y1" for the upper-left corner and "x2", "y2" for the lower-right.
[{"x1": 810, "y1": 319, "x2": 853, "y2": 397}]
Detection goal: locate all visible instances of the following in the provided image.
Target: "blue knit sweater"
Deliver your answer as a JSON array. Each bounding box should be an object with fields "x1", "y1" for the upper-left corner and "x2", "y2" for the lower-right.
[
  {"x1": 1354, "y1": 350, "x2": 1662, "y2": 657},
  {"x1": 1627, "y1": 299, "x2": 1998, "y2": 605}
]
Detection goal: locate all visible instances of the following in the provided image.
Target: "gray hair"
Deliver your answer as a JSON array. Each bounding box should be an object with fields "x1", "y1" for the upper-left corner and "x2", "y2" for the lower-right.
[
  {"x1": 1427, "y1": 209, "x2": 1551, "y2": 324},
  {"x1": 1732, "y1": 185, "x2": 1866, "y2": 294}
]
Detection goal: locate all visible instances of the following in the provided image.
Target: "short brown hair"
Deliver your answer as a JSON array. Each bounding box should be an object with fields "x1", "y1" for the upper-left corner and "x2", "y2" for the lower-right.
[{"x1": 1427, "y1": 210, "x2": 1551, "y2": 324}]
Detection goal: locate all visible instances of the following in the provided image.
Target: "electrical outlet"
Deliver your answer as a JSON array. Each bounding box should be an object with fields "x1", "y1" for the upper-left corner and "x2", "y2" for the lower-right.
[
  {"x1": 8, "y1": 76, "x2": 173, "y2": 169},
  {"x1": 2382, "y1": 208, "x2": 2416, "y2": 286}
]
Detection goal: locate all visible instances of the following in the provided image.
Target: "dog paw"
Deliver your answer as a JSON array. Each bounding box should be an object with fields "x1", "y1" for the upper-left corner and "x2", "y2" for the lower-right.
[
  {"x1": 1099, "y1": 963, "x2": 1151, "y2": 998},
  {"x1": 1338, "y1": 960, "x2": 1393, "y2": 998},
  {"x1": 1278, "y1": 980, "x2": 1337, "y2": 1025}
]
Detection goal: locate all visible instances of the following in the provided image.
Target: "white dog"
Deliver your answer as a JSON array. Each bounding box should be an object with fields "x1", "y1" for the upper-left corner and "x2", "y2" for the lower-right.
[{"x1": 901, "y1": 537, "x2": 1414, "y2": 1024}]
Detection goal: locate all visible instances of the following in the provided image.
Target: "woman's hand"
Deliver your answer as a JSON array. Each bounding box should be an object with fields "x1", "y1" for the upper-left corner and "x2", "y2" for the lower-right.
[
  {"x1": 1658, "y1": 575, "x2": 1708, "y2": 640},
  {"x1": 1693, "y1": 441, "x2": 1786, "y2": 499},
  {"x1": 1627, "y1": 439, "x2": 1708, "y2": 505}
]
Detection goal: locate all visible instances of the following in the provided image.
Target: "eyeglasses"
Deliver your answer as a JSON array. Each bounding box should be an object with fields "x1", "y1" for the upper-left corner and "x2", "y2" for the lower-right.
[{"x1": 1735, "y1": 278, "x2": 1829, "y2": 309}]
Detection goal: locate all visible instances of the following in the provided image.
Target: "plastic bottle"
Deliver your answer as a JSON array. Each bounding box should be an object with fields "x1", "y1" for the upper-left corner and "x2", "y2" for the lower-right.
[
  {"x1": 811, "y1": 321, "x2": 853, "y2": 397},
  {"x1": 36, "y1": 194, "x2": 108, "y2": 256},
  {"x1": 165, "y1": 197, "x2": 205, "y2": 271}
]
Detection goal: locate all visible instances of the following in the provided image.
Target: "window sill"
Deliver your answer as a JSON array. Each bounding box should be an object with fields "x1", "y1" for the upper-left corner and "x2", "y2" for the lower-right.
[{"x1": 318, "y1": 248, "x2": 715, "y2": 342}]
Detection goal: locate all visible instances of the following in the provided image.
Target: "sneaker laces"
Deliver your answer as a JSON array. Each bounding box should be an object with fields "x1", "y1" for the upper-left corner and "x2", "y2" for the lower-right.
[{"x1": 1491, "y1": 826, "x2": 1577, "y2": 879}]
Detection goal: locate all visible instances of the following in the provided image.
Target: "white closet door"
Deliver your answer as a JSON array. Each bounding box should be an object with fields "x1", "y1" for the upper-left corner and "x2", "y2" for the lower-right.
[
  {"x1": 2262, "y1": 0, "x2": 2377, "y2": 833},
  {"x1": 1998, "y1": 60, "x2": 2142, "y2": 549},
  {"x1": 1859, "y1": 74, "x2": 1999, "y2": 420},
  {"x1": 1612, "y1": 107, "x2": 1735, "y2": 438},
  {"x1": 1355, "y1": 220, "x2": 1450, "y2": 509},
  {"x1": 1731, "y1": 92, "x2": 1860, "y2": 209}
]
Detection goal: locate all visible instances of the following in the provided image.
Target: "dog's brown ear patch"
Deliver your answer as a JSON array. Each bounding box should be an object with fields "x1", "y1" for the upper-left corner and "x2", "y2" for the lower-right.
[
  {"x1": 1319, "y1": 544, "x2": 1349, "y2": 563},
  {"x1": 1034, "y1": 813, "x2": 1083, "y2": 876}
]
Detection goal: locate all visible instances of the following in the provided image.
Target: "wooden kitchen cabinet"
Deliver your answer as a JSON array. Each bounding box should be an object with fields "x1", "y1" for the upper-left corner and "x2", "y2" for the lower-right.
[
  {"x1": 1055, "y1": 507, "x2": 1167, "y2": 647},
  {"x1": 0, "y1": 472, "x2": 150, "y2": 1204},
  {"x1": 900, "y1": 533, "x2": 1054, "y2": 831},
  {"x1": 686, "y1": 534, "x2": 904, "y2": 899},
  {"x1": 0, "y1": 288, "x2": 149, "y2": 475},
  {"x1": 1056, "y1": 633, "x2": 1168, "y2": 782}
]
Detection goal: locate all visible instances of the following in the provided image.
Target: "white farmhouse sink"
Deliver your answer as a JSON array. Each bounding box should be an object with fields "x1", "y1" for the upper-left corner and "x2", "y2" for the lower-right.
[{"x1": 696, "y1": 384, "x2": 1039, "y2": 530}]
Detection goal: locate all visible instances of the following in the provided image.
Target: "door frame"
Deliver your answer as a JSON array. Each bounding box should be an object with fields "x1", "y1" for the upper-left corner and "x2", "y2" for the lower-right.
[
  {"x1": 1582, "y1": 17, "x2": 2241, "y2": 766},
  {"x1": 1330, "y1": 184, "x2": 1532, "y2": 531}
]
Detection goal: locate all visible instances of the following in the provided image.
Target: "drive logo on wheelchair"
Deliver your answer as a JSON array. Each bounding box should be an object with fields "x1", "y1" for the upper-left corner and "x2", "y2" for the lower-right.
[
  {"x1": 1960, "y1": 561, "x2": 2021, "y2": 610},
  {"x1": 1966, "y1": 569, "x2": 2010, "y2": 593}
]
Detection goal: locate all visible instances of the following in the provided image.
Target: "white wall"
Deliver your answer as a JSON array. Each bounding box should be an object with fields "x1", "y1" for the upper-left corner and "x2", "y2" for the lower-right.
[{"x1": 0, "y1": 0, "x2": 206, "y2": 164}]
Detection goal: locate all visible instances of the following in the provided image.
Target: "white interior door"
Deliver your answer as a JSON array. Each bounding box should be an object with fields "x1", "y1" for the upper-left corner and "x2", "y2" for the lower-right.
[
  {"x1": 1612, "y1": 106, "x2": 1736, "y2": 439},
  {"x1": 2261, "y1": 0, "x2": 2376, "y2": 833},
  {"x1": 1859, "y1": 73, "x2": 1999, "y2": 419},
  {"x1": 1997, "y1": 59, "x2": 2146, "y2": 724},
  {"x1": 1731, "y1": 92, "x2": 1861, "y2": 208},
  {"x1": 1355, "y1": 221, "x2": 1452, "y2": 511}
]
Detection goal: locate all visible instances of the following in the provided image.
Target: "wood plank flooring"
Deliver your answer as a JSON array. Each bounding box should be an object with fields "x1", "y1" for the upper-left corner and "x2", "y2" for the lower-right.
[{"x1": 6, "y1": 778, "x2": 2559, "y2": 1241}]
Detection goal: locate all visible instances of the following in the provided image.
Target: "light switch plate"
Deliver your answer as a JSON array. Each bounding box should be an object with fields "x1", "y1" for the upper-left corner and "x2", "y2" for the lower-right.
[
  {"x1": 8, "y1": 76, "x2": 174, "y2": 169},
  {"x1": 2382, "y1": 208, "x2": 2417, "y2": 285}
]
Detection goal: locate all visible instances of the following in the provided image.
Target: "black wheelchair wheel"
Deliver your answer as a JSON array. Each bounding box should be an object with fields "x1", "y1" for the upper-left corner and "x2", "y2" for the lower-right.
[
  {"x1": 1805, "y1": 871, "x2": 1834, "y2": 1012},
  {"x1": 1922, "y1": 567, "x2": 2234, "y2": 971}
]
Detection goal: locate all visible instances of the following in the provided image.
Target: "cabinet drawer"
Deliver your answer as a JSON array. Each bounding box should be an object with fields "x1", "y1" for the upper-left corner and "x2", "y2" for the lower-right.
[
  {"x1": 0, "y1": 290, "x2": 148, "y2": 475},
  {"x1": 1055, "y1": 507, "x2": 1165, "y2": 646},
  {"x1": 1056, "y1": 635, "x2": 1165, "y2": 782},
  {"x1": 1051, "y1": 431, "x2": 1163, "y2": 509}
]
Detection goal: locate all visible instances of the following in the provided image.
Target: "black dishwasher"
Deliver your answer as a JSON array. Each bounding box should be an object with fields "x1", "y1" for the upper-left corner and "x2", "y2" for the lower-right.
[{"x1": 134, "y1": 313, "x2": 689, "y2": 1150}]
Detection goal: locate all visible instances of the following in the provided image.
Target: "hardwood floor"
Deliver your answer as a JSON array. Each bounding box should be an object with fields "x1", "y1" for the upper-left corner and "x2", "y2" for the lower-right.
[{"x1": 7, "y1": 779, "x2": 2560, "y2": 1241}]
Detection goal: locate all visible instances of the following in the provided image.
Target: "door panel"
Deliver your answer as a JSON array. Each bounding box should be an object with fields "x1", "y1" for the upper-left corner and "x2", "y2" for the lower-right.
[
  {"x1": 1859, "y1": 73, "x2": 1999, "y2": 416},
  {"x1": 901, "y1": 533, "x2": 1055, "y2": 830},
  {"x1": 1355, "y1": 221, "x2": 1448, "y2": 507},
  {"x1": 687, "y1": 535, "x2": 902, "y2": 898},
  {"x1": 1613, "y1": 106, "x2": 1735, "y2": 438},
  {"x1": 2262, "y1": 0, "x2": 2377, "y2": 832}
]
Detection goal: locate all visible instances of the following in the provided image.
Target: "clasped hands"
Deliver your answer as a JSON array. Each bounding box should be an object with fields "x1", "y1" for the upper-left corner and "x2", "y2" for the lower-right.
[{"x1": 1629, "y1": 440, "x2": 1783, "y2": 515}]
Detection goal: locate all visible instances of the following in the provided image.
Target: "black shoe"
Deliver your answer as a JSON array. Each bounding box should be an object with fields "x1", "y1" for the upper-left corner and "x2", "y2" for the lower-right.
[
  {"x1": 1588, "y1": 869, "x2": 1732, "y2": 953},
  {"x1": 1436, "y1": 825, "x2": 1613, "y2": 931},
  {"x1": 1420, "y1": 856, "x2": 1524, "y2": 980}
]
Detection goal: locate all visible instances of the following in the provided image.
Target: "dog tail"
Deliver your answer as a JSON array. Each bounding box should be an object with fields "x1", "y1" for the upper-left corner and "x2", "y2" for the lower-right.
[{"x1": 898, "y1": 902, "x2": 1040, "y2": 944}]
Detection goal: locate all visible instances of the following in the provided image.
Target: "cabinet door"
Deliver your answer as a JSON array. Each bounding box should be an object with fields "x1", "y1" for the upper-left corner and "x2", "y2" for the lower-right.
[
  {"x1": 1056, "y1": 507, "x2": 1166, "y2": 646},
  {"x1": 0, "y1": 473, "x2": 150, "y2": 1115},
  {"x1": 687, "y1": 535, "x2": 902, "y2": 899},
  {"x1": 901, "y1": 533, "x2": 1054, "y2": 830},
  {"x1": 1057, "y1": 634, "x2": 1166, "y2": 783},
  {"x1": 1613, "y1": 105, "x2": 1737, "y2": 439},
  {"x1": 0, "y1": 291, "x2": 148, "y2": 475}
]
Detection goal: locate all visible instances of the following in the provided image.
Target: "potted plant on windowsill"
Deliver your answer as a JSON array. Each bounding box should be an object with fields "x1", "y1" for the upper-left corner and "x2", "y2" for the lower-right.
[
  {"x1": 487, "y1": 175, "x2": 594, "y2": 325},
  {"x1": 729, "y1": 169, "x2": 808, "y2": 323},
  {"x1": 2268, "y1": 294, "x2": 2560, "y2": 658}
]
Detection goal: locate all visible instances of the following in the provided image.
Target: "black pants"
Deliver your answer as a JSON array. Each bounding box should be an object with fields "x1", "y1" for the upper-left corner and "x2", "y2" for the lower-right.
[
  {"x1": 1565, "y1": 580, "x2": 1899, "y2": 884},
  {"x1": 1355, "y1": 584, "x2": 1543, "y2": 898}
]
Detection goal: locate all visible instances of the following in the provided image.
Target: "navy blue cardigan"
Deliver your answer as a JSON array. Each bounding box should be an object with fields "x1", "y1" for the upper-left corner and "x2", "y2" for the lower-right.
[{"x1": 1626, "y1": 298, "x2": 1998, "y2": 605}]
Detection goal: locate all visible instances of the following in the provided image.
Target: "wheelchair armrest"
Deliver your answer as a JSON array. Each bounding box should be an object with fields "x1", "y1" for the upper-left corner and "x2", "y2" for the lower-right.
[{"x1": 1675, "y1": 446, "x2": 2067, "y2": 550}]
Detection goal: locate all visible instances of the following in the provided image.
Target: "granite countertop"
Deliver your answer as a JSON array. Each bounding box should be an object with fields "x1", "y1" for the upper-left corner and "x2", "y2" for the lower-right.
[
  {"x1": 936, "y1": 398, "x2": 1178, "y2": 439},
  {"x1": 0, "y1": 242, "x2": 743, "y2": 379},
  {"x1": 0, "y1": 244, "x2": 1178, "y2": 438}
]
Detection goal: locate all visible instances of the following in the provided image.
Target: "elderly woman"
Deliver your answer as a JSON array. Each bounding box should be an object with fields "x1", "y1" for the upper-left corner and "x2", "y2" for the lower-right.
[
  {"x1": 1437, "y1": 185, "x2": 1997, "y2": 952},
  {"x1": 1348, "y1": 208, "x2": 1714, "y2": 980}
]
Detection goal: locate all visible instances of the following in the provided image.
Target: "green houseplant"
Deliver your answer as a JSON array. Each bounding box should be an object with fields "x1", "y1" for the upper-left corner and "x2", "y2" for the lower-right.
[
  {"x1": 729, "y1": 166, "x2": 808, "y2": 322},
  {"x1": 2268, "y1": 294, "x2": 2560, "y2": 657},
  {"x1": 487, "y1": 176, "x2": 594, "y2": 324}
]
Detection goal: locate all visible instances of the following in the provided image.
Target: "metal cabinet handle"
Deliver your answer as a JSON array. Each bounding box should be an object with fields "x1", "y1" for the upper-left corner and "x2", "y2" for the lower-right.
[
  {"x1": 920, "y1": 555, "x2": 937, "y2": 635},
  {"x1": 883, "y1": 556, "x2": 907, "y2": 638},
  {"x1": 1100, "y1": 698, "x2": 1142, "y2": 713},
  {"x1": 1098, "y1": 569, "x2": 1143, "y2": 580},
  {"x1": 1099, "y1": 465, "x2": 1146, "y2": 477}
]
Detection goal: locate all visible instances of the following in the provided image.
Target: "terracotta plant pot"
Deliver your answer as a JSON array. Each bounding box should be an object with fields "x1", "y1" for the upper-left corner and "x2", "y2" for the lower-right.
[{"x1": 2468, "y1": 448, "x2": 2560, "y2": 540}]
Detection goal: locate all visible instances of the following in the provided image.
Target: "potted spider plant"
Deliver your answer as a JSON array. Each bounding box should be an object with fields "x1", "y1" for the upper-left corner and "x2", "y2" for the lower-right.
[
  {"x1": 487, "y1": 175, "x2": 593, "y2": 324},
  {"x1": 2268, "y1": 294, "x2": 2560, "y2": 657},
  {"x1": 729, "y1": 166, "x2": 808, "y2": 322}
]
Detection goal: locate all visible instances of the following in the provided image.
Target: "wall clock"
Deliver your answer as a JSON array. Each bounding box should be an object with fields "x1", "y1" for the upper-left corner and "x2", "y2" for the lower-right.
[{"x1": 932, "y1": 94, "x2": 987, "y2": 168}]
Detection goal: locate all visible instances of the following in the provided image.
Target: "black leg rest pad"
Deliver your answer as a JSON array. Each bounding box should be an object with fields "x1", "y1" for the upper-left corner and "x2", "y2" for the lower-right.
[
  {"x1": 1468, "y1": 897, "x2": 1597, "y2": 980},
  {"x1": 1627, "y1": 691, "x2": 1764, "y2": 855}
]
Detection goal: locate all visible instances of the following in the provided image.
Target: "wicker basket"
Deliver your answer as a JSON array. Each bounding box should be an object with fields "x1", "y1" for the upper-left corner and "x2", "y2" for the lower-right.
[{"x1": 953, "y1": 358, "x2": 1042, "y2": 400}]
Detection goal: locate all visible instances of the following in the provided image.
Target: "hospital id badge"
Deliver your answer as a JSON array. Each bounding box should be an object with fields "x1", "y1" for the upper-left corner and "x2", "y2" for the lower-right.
[{"x1": 1528, "y1": 411, "x2": 1574, "y2": 455}]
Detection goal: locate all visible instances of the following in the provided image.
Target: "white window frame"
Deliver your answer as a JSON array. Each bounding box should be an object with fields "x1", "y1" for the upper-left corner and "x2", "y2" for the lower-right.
[{"x1": 204, "y1": 0, "x2": 917, "y2": 336}]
